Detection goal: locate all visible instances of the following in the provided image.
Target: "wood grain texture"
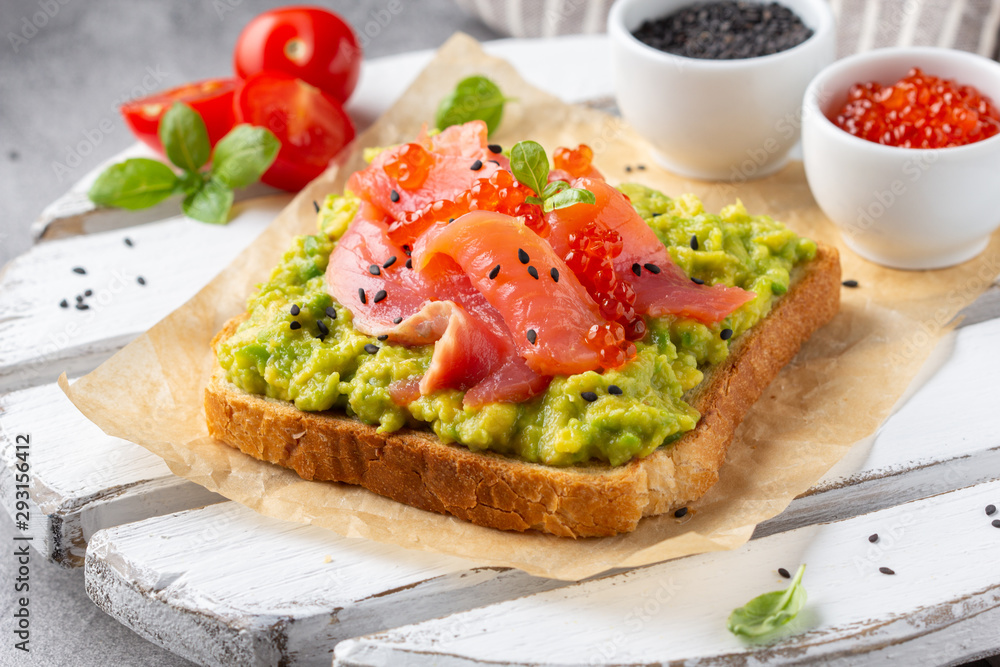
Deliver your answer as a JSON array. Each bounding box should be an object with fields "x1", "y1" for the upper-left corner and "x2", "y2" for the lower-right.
[
  {"x1": 0, "y1": 382, "x2": 222, "y2": 565},
  {"x1": 0, "y1": 196, "x2": 289, "y2": 393},
  {"x1": 85, "y1": 502, "x2": 566, "y2": 667},
  {"x1": 334, "y1": 478, "x2": 1000, "y2": 667}
]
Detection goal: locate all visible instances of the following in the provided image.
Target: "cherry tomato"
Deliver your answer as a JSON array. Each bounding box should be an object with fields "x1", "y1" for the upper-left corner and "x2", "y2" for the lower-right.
[
  {"x1": 119, "y1": 78, "x2": 237, "y2": 154},
  {"x1": 234, "y1": 6, "x2": 362, "y2": 103},
  {"x1": 235, "y1": 71, "x2": 356, "y2": 191}
]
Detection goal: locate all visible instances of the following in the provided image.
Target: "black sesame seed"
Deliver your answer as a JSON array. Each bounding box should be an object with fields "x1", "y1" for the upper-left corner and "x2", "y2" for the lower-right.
[
  {"x1": 383, "y1": 256, "x2": 397, "y2": 269},
  {"x1": 290, "y1": 304, "x2": 300, "y2": 316},
  {"x1": 470, "y1": 159, "x2": 483, "y2": 171},
  {"x1": 637, "y1": 164, "x2": 646, "y2": 170},
  {"x1": 879, "y1": 567, "x2": 895, "y2": 575},
  {"x1": 317, "y1": 321, "x2": 329, "y2": 336},
  {"x1": 488, "y1": 144, "x2": 502, "y2": 154},
  {"x1": 377, "y1": 334, "x2": 388, "y2": 341},
  {"x1": 869, "y1": 533, "x2": 879, "y2": 543},
  {"x1": 358, "y1": 288, "x2": 367, "y2": 305},
  {"x1": 581, "y1": 391, "x2": 598, "y2": 402},
  {"x1": 488, "y1": 159, "x2": 500, "y2": 166},
  {"x1": 124, "y1": 237, "x2": 134, "y2": 247},
  {"x1": 644, "y1": 263, "x2": 661, "y2": 274},
  {"x1": 631, "y1": 263, "x2": 642, "y2": 276},
  {"x1": 84, "y1": 289, "x2": 93, "y2": 297},
  {"x1": 392, "y1": 316, "x2": 403, "y2": 324},
  {"x1": 368, "y1": 264, "x2": 381, "y2": 276},
  {"x1": 625, "y1": 165, "x2": 633, "y2": 173},
  {"x1": 137, "y1": 276, "x2": 146, "y2": 286},
  {"x1": 608, "y1": 384, "x2": 623, "y2": 395},
  {"x1": 75, "y1": 303, "x2": 89, "y2": 311},
  {"x1": 674, "y1": 507, "x2": 689, "y2": 518},
  {"x1": 402, "y1": 244, "x2": 412, "y2": 256},
  {"x1": 778, "y1": 567, "x2": 790, "y2": 579},
  {"x1": 290, "y1": 321, "x2": 302, "y2": 330},
  {"x1": 842, "y1": 279, "x2": 859, "y2": 288},
  {"x1": 550, "y1": 267, "x2": 559, "y2": 282},
  {"x1": 405, "y1": 258, "x2": 413, "y2": 269},
  {"x1": 390, "y1": 189, "x2": 400, "y2": 203},
  {"x1": 76, "y1": 295, "x2": 84, "y2": 302},
  {"x1": 527, "y1": 329, "x2": 537, "y2": 345},
  {"x1": 690, "y1": 235, "x2": 699, "y2": 250},
  {"x1": 720, "y1": 328, "x2": 734, "y2": 340},
  {"x1": 364, "y1": 343, "x2": 379, "y2": 354},
  {"x1": 59, "y1": 299, "x2": 68, "y2": 309},
  {"x1": 326, "y1": 306, "x2": 337, "y2": 319},
  {"x1": 987, "y1": 504, "x2": 997, "y2": 516},
  {"x1": 518, "y1": 248, "x2": 529, "y2": 264},
  {"x1": 691, "y1": 277, "x2": 705, "y2": 285},
  {"x1": 993, "y1": 519, "x2": 1000, "y2": 528},
  {"x1": 489, "y1": 264, "x2": 501, "y2": 280},
  {"x1": 373, "y1": 289, "x2": 387, "y2": 303},
  {"x1": 72, "y1": 267, "x2": 86, "y2": 275},
  {"x1": 449, "y1": 217, "x2": 455, "y2": 223},
  {"x1": 527, "y1": 266, "x2": 539, "y2": 280},
  {"x1": 313, "y1": 200, "x2": 320, "y2": 213}
]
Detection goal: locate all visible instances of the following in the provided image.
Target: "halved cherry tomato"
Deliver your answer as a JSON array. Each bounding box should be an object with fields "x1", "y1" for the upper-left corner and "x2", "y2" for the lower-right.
[
  {"x1": 234, "y1": 6, "x2": 361, "y2": 103},
  {"x1": 235, "y1": 71, "x2": 356, "y2": 191},
  {"x1": 120, "y1": 78, "x2": 237, "y2": 154}
]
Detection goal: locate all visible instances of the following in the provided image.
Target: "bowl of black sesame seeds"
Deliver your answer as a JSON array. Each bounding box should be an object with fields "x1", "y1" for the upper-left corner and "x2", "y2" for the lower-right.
[{"x1": 608, "y1": 0, "x2": 835, "y2": 181}]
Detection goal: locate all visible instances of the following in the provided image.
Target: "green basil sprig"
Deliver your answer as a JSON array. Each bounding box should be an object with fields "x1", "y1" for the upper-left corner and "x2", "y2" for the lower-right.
[
  {"x1": 436, "y1": 75, "x2": 508, "y2": 136},
  {"x1": 509, "y1": 140, "x2": 596, "y2": 213},
  {"x1": 89, "y1": 102, "x2": 279, "y2": 224},
  {"x1": 727, "y1": 564, "x2": 808, "y2": 639}
]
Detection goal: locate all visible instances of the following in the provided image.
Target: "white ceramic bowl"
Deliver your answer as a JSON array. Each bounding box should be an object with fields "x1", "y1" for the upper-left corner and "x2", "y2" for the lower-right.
[
  {"x1": 803, "y1": 47, "x2": 1000, "y2": 269},
  {"x1": 608, "y1": 0, "x2": 835, "y2": 181}
]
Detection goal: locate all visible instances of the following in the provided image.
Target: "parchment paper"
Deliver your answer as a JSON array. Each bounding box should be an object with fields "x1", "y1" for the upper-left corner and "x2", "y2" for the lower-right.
[{"x1": 62, "y1": 34, "x2": 1000, "y2": 581}]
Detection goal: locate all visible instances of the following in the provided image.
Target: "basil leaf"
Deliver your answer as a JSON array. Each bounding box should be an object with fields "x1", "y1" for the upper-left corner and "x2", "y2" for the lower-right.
[
  {"x1": 509, "y1": 141, "x2": 549, "y2": 196},
  {"x1": 88, "y1": 158, "x2": 179, "y2": 210},
  {"x1": 728, "y1": 564, "x2": 807, "y2": 639},
  {"x1": 435, "y1": 75, "x2": 506, "y2": 136},
  {"x1": 545, "y1": 187, "x2": 596, "y2": 212},
  {"x1": 182, "y1": 178, "x2": 234, "y2": 225},
  {"x1": 541, "y1": 180, "x2": 569, "y2": 198},
  {"x1": 211, "y1": 124, "x2": 280, "y2": 189},
  {"x1": 159, "y1": 102, "x2": 211, "y2": 173}
]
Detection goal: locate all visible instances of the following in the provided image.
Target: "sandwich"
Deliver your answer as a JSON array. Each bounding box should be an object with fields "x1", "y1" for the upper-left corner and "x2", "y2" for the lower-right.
[{"x1": 206, "y1": 120, "x2": 840, "y2": 537}]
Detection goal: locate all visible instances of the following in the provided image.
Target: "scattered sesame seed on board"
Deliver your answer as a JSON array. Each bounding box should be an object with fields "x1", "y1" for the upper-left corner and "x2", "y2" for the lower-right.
[
  {"x1": 674, "y1": 507, "x2": 689, "y2": 519},
  {"x1": 842, "y1": 279, "x2": 860, "y2": 288},
  {"x1": 75, "y1": 303, "x2": 89, "y2": 311},
  {"x1": 986, "y1": 504, "x2": 996, "y2": 516},
  {"x1": 137, "y1": 276, "x2": 146, "y2": 286},
  {"x1": 879, "y1": 567, "x2": 895, "y2": 575},
  {"x1": 124, "y1": 237, "x2": 134, "y2": 247},
  {"x1": 59, "y1": 299, "x2": 68, "y2": 309},
  {"x1": 625, "y1": 165, "x2": 632, "y2": 173},
  {"x1": 869, "y1": 534, "x2": 879, "y2": 543},
  {"x1": 777, "y1": 567, "x2": 790, "y2": 579},
  {"x1": 72, "y1": 267, "x2": 86, "y2": 275},
  {"x1": 993, "y1": 519, "x2": 1000, "y2": 528},
  {"x1": 637, "y1": 164, "x2": 646, "y2": 170}
]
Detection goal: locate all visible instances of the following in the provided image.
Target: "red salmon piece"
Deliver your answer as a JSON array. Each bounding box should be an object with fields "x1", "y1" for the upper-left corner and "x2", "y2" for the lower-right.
[
  {"x1": 545, "y1": 178, "x2": 753, "y2": 324},
  {"x1": 414, "y1": 210, "x2": 606, "y2": 376}
]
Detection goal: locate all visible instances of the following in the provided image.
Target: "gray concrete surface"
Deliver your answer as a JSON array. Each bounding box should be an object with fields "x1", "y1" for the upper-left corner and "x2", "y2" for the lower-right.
[{"x1": 0, "y1": 3, "x2": 495, "y2": 666}]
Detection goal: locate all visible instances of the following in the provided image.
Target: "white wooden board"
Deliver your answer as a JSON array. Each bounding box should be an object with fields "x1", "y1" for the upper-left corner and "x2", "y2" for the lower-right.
[
  {"x1": 334, "y1": 478, "x2": 1000, "y2": 667},
  {"x1": 85, "y1": 502, "x2": 566, "y2": 667}
]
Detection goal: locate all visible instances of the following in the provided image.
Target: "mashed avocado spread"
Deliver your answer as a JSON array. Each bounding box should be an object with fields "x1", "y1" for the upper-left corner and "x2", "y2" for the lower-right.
[{"x1": 215, "y1": 185, "x2": 816, "y2": 467}]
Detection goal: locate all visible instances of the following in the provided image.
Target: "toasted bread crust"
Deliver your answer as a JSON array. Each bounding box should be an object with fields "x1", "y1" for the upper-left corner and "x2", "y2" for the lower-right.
[{"x1": 205, "y1": 245, "x2": 840, "y2": 537}]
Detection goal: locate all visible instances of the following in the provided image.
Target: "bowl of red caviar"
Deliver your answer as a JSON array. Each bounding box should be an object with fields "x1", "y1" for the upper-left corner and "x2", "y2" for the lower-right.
[{"x1": 803, "y1": 47, "x2": 1000, "y2": 269}]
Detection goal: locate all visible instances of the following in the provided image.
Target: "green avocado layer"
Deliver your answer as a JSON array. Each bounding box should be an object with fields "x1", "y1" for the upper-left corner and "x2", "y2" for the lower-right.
[{"x1": 215, "y1": 185, "x2": 816, "y2": 467}]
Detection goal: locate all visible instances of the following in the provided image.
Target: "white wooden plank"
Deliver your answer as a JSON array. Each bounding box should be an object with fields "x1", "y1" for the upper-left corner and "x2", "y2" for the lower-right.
[
  {"x1": 0, "y1": 382, "x2": 222, "y2": 566},
  {"x1": 84, "y1": 502, "x2": 567, "y2": 667},
  {"x1": 0, "y1": 195, "x2": 289, "y2": 392},
  {"x1": 334, "y1": 478, "x2": 1000, "y2": 667}
]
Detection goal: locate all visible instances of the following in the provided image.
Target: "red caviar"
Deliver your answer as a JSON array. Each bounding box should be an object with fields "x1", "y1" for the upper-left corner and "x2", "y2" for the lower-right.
[
  {"x1": 833, "y1": 68, "x2": 1000, "y2": 148},
  {"x1": 382, "y1": 143, "x2": 433, "y2": 189},
  {"x1": 554, "y1": 144, "x2": 595, "y2": 177}
]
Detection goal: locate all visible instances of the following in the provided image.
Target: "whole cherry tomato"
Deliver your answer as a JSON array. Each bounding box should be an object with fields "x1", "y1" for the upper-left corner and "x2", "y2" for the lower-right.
[
  {"x1": 234, "y1": 6, "x2": 362, "y2": 103},
  {"x1": 119, "y1": 78, "x2": 237, "y2": 154},
  {"x1": 235, "y1": 71, "x2": 356, "y2": 191}
]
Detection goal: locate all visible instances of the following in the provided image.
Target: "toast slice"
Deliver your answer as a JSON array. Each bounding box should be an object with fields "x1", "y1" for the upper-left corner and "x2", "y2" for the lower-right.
[{"x1": 205, "y1": 244, "x2": 840, "y2": 537}]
